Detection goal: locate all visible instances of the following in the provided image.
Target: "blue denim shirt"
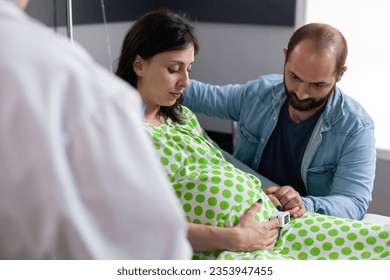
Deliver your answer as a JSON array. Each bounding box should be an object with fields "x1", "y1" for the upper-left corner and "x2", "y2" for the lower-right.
[{"x1": 183, "y1": 74, "x2": 376, "y2": 220}]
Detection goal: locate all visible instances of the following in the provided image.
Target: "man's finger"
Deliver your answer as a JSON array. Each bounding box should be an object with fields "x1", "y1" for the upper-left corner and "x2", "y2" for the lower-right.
[
  {"x1": 273, "y1": 185, "x2": 293, "y2": 198},
  {"x1": 265, "y1": 186, "x2": 279, "y2": 194}
]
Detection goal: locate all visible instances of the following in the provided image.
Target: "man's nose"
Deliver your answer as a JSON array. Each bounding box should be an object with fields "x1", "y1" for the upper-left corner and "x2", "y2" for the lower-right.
[{"x1": 295, "y1": 82, "x2": 310, "y2": 100}]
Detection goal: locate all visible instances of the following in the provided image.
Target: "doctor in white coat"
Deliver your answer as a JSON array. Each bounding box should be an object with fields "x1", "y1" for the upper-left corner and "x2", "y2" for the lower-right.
[{"x1": 0, "y1": 0, "x2": 191, "y2": 259}]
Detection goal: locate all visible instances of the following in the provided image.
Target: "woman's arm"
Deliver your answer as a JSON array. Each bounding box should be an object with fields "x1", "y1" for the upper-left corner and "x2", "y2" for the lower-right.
[{"x1": 187, "y1": 201, "x2": 280, "y2": 252}]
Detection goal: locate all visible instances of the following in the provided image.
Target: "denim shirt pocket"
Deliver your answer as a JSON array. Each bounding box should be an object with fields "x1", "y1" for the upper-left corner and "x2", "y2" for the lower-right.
[
  {"x1": 306, "y1": 165, "x2": 336, "y2": 196},
  {"x1": 239, "y1": 124, "x2": 260, "y2": 144},
  {"x1": 235, "y1": 124, "x2": 260, "y2": 165}
]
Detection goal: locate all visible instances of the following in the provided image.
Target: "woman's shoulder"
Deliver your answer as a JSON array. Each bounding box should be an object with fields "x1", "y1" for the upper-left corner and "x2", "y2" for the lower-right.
[
  {"x1": 179, "y1": 105, "x2": 203, "y2": 132},
  {"x1": 180, "y1": 105, "x2": 196, "y2": 119}
]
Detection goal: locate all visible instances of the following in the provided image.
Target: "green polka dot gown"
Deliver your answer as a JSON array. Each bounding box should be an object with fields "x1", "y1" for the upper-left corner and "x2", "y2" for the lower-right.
[{"x1": 144, "y1": 106, "x2": 390, "y2": 260}]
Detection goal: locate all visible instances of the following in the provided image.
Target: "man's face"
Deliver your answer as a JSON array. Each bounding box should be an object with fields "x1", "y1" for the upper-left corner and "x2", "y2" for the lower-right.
[{"x1": 283, "y1": 40, "x2": 340, "y2": 112}]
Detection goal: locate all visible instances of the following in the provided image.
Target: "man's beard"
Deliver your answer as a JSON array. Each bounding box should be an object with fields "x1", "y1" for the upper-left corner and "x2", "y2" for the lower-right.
[{"x1": 284, "y1": 82, "x2": 334, "y2": 112}]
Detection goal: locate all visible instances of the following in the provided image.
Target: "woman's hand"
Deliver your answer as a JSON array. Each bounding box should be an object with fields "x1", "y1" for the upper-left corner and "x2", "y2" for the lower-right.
[
  {"x1": 187, "y1": 200, "x2": 280, "y2": 252},
  {"x1": 232, "y1": 200, "x2": 280, "y2": 252}
]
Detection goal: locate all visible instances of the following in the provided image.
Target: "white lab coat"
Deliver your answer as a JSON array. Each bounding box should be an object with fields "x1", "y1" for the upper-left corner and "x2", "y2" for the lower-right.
[{"x1": 0, "y1": 1, "x2": 191, "y2": 259}]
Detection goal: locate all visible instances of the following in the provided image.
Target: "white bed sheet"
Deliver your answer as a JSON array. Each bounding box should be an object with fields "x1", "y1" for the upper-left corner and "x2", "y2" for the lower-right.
[{"x1": 362, "y1": 213, "x2": 390, "y2": 224}]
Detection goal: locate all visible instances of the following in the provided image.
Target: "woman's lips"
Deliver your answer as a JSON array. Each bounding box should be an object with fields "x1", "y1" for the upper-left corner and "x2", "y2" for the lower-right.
[{"x1": 170, "y1": 92, "x2": 182, "y2": 98}]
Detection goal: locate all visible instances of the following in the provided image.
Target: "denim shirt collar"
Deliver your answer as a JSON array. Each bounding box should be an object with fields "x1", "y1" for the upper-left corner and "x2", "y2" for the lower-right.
[{"x1": 320, "y1": 86, "x2": 345, "y2": 132}]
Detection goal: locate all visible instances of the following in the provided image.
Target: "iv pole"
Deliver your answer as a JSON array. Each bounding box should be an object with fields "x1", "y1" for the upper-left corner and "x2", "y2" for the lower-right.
[{"x1": 66, "y1": 0, "x2": 73, "y2": 44}]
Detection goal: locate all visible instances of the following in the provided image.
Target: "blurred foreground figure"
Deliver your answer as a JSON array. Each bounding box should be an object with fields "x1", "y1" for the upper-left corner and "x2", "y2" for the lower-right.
[{"x1": 0, "y1": 0, "x2": 191, "y2": 259}]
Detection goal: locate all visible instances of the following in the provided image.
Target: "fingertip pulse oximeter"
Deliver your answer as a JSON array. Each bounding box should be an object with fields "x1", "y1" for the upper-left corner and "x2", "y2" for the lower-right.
[{"x1": 269, "y1": 211, "x2": 290, "y2": 227}]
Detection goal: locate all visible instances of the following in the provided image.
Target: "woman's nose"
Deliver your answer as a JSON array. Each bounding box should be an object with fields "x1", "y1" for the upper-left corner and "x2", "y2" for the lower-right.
[{"x1": 179, "y1": 71, "x2": 190, "y2": 88}]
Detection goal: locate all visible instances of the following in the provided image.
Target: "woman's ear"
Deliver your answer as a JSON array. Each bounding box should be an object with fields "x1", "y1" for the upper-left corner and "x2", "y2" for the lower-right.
[{"x1": 133, "y1": 55, "x2": 144, "y2": 77}]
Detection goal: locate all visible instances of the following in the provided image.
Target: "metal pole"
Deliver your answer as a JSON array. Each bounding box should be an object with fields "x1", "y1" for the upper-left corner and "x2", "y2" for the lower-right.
[{"x1": 66, "y1": 0, "x2": 73, "y2": 44}]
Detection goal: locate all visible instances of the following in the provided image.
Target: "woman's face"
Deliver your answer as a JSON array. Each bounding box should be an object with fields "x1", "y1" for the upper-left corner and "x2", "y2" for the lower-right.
[
  {"x1": 135, "y1": 44, "x2": 194, "y2": 108},
  {"x1": 16, "y1": 0, "x2": 29, "y2": 9}
]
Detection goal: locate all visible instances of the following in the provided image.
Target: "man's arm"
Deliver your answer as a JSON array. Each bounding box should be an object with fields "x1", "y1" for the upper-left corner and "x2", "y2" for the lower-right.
[{"x1": 183, "y1": 79, "x2": 252, "y2": 121}]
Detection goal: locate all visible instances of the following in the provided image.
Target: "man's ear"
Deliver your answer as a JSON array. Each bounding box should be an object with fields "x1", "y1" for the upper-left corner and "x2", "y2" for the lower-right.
[
  {"x1": 337, "y1": 65, "x2": 347, "y2": 82},
  {"x1": 133, "y1": 55, "x2": 144, "y2": 77},
  {"x1": 283, "y1": 48, "x2": 288, "y2": 63}
]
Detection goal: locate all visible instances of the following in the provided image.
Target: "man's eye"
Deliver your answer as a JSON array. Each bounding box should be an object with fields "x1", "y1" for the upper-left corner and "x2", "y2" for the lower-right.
[
  {"x1": 290, "y1": 74, "x2": 299, "y2": 80},
  {"x1": 314, "y1": 83, "x2": 325, "y2": 88}
]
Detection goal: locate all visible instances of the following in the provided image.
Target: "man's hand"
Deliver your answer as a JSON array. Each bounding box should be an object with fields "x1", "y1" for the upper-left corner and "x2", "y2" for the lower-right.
[{"x1": 265, "y1": 185, "x2": 306, "y2": 218}]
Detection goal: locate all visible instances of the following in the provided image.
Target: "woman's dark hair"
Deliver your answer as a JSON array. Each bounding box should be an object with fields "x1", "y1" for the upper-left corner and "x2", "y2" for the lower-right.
[{"x1": 115, "y1": 9, "x2": 199, "y2": 124}]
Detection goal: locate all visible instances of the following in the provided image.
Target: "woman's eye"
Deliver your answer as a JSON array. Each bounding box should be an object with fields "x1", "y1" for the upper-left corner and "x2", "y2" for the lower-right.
[{"x1": 168, "y1": 68, "x2": 179, "y2": 74}]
